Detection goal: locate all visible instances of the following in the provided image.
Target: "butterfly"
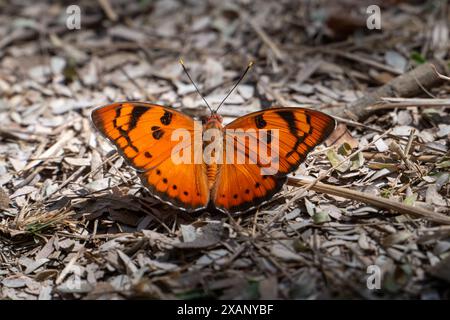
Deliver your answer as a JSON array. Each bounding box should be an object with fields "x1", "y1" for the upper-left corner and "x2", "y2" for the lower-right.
[{"x1": 91, "y1": 62, "x2": 336, "y2": 214}]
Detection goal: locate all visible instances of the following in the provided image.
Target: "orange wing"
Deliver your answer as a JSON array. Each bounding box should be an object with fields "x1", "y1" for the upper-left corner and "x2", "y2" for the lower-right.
[
  {"x1": 91, "y1": 102, "x2": 209, "y2": 212},
  {"x1": 212, "y1": 107, "x2": 336, "y2": 213}
]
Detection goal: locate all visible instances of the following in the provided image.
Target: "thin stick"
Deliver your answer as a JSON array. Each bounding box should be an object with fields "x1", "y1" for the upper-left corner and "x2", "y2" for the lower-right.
[
  {"x1": 98, "y1": 0, "x2": 118, "y2": 21},
  {"x1": 431, "y1": 64, "x2": 450, "y2": 81},
  {"x1": 381, "y1": 97, "x2": 450, "y2": 105},
  {"x1": 288, "y1": 177, "x2": 450, "y2": 225},
  {"x1": 119, "y1": 66, "x2": 156, "y2": 101},
  {"x1": 369, "y1": 98, "x2": 450, "y2": 110},
  {"x1": 324, "y1": 49, "x2": 403, "y2": 75},
  {"x1": 404, "y1": 129, "x2": 416, "y2": 158},
  {"x1": 248, "y1": 18, "x2": 284, "y2": 60},
  {"x1": 55, "y1": 246, "x2": 85, "y2": 285}
]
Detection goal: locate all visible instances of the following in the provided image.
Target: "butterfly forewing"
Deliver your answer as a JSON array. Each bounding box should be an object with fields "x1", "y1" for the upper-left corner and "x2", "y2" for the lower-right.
[{"x1": 91, "y1": 102, "x2": 210, "y2": 212}]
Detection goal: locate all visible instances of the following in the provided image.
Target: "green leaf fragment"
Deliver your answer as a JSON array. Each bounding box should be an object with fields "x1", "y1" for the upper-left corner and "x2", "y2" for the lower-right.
[{"x1": 313, "y1": 210, "x2": 330, "y2": 224}]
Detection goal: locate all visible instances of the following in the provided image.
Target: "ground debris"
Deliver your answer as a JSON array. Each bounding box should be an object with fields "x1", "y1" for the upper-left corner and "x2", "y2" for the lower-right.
[{"x1": 0, "y1": 0, "x2": 449, "y2": 300}]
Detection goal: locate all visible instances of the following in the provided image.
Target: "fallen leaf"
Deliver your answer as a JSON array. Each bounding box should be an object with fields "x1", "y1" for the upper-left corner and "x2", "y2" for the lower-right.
[
  {"x1": 382, "y1": 231, "x2": 412, "y2": 247},
  {"x1": 327, "y1": 149, "x2": 350, "y2": 173},
  {"x1": 64, "y1": 157, "x2": 91, "y2": 166},
  {"x1": 426, "y1": 184, "x2": 446, "y2": 206},
  {"x1": 0, "y1": 187, "x2": 9, "y2": 210},
  {"x1": 270, "y1": 243, "x2": 304, "y2": 262},
  {"x1": 175, "y1": 222, "x2": 223, "y2": 250},
  {"x1": 180, "y1": 224, "x2": 197, "y2": 242},
  {"x1": 428, "y1": 255, "x2": 450, "y2": 283},
  {"x1": 313, "y1": 210, "x2": 331, "y2": 224},
  {"x1": 2, "y1": 275, "x2": 31, "y2": 288},
  {"x1": 325, "y1": 123, "x2": 359, "y2": 148}
]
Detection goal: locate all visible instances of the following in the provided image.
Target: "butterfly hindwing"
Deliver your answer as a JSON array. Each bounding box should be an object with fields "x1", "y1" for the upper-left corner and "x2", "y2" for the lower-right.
[
  {"x1": 212, "y1": 107, "x2": 336, "y2": 213},
  {"x1": 91, "y1": 102, "x2": 210, "y2": 212},
  {"x1": 212, "y1": 163, "x2": 287, "y2": 213}
]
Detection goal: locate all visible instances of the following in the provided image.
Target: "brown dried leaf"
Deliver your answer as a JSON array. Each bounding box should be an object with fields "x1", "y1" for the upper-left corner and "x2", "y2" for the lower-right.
[
  {"x1": 175, "y1": 222, "x2": 223, "y2": 250},
  {"x1": 0, "y1": 187, "x2": 9, "y2": 210}
]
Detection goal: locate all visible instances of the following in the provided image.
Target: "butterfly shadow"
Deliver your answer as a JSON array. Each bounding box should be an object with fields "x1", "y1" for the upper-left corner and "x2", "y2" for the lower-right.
[{"x1": 68, "y1": 191, "x2": 226, "y2": 236}]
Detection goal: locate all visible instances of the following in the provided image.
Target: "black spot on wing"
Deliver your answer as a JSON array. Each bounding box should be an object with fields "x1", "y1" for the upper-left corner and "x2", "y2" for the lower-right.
[
  {"x1": 129, "y1": 105, "x2": 149, "y2": 130},
  {"x1": 121, "y1": 131, "x2": 138, "y2": 152},
  {"x1": 128, "y1": 140, "x2": 139, "y2": 153},
  {"x1": 110, "y1": 105, "x2": 140, "y2": 153},
  {"x1": 276, "y1": 110, "x2": 298, "y2": 135},
  {"x1": 114, "y1": 123, "x2": 139, "y2": 153},
  {"x1": 276, "y1": 110, "x2": 308, "y2": 159},
  {"x1": 306, "y1": 114, "x2": 313, "y2": 134},
  {"x1": 255, "y1": 114, "x2": 267, "y2": 129},
  {"x1": 153, "y1": 129, "x2": 164, "y2": 140},
  {"x1": 160, "y1": 111, "x2": 173, "y2": 125},
  {"x1": 113, "y1": 106, "x2": 121, "y2": 128},
  {"x1": 286, "y1": 137, "x2": 306, "y2": 158},
  {"x1": 151, "y1": 126, "x2": 164, "y2": 140}
]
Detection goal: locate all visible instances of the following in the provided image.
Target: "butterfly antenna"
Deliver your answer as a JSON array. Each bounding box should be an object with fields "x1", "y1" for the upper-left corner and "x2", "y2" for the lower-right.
[
  {"x1": 179, "y1": 58, "x2": 213, "y2": 113},
  {"x1": 215, "y1": 61, "x2": 254, "y2": 113}
]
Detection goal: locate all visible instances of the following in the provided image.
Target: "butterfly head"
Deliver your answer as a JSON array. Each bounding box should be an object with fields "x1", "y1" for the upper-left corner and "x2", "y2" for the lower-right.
[
  {"x1": 202, "y1": 112, "x2": 223, "y2": 129},
  {"x1": 209, "y1": 112, "x2": 223, "y2": 123}
]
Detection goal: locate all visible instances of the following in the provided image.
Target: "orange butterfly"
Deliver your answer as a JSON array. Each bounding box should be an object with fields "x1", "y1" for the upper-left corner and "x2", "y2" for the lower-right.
[{"x1": 91, "y1": 62, "x2": 335, "y2": 214}]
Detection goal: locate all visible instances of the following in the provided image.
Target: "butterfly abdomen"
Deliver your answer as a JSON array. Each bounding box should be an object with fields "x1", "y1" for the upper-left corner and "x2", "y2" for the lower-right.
[
  {"x1": 203, "y1": 120, "x2": 223, "y2": 189},
  {"x1": 207, "y1": 163, "x2": 218, "y2": 189}
]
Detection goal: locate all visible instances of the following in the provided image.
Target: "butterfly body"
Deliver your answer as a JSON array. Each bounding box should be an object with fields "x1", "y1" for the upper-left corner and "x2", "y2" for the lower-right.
[
  {"x1": 91, "y1": 102, "x2": 335, "y2": 214},
  {"x1": 203, "y1": 116, "x2": 223, "y2": 189}
]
